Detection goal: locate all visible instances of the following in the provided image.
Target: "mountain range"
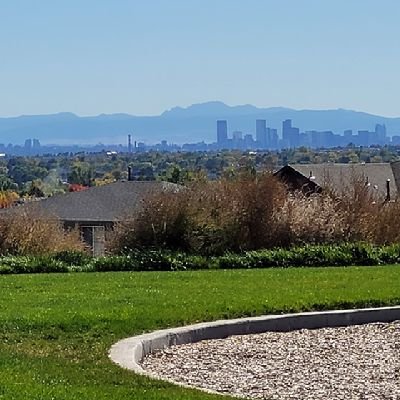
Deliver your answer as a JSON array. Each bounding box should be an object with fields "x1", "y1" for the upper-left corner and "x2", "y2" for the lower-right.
[{"x1": 1, "y1": 101, "x2": 400, "y2": 145}]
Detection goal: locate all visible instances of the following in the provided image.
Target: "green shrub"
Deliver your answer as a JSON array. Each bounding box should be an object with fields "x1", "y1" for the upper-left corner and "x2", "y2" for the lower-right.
[
  {"x1": 0, "y1": 255, "x2": 68, "y2": 274},
  {"x1": 344, "y1": 242, "x2": 381, "y2": 266},
  {"x1": 53, "y1": 250, "x2": 90, "y2": 266},
  {"x1": 293, "y1": 244, "x2": 353, "y2": 267},
  {"x1": 0, "y1": 264, "x2": 13, "y2": 274},
  {"x1": 252, "y1": 248, "x2": 299, "y2": 268},
  {"x1": 217, "y1": 253, "x2": 252, "y2": 269},
  {"x1": 379, "y1": 243, "x2": 400, "y2": 264},
  {"x1": 216, "y1": 243, "x2": 389, "y2": 270},
  {"x1": 0, "y1": 243, "x2": 399, "y2": 275},
  {"x1": 109, "y1": 250, "x2": 209, "y2": 272},
  {"x1": 89, "y1": 256, "x2": 138, "y2": 272},
  {"x1": 128, "y1": 249, "x2": 181, "y2": 271}
]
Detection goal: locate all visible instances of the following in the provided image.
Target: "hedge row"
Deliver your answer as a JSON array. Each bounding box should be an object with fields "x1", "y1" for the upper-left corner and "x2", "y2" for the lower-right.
[{"x1": 1, "y1": 243, "x2": 400, "y2": 275}]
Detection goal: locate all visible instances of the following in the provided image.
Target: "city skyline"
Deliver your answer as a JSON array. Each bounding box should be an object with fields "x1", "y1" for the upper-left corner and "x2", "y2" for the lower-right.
[
  {"x1": 2, "y1": 1, "x2": 400, "y2": 117},
  {"x1": 3, "y1": 100, "x2": 400, "y2": 149},
  {"x1": 216, "y1": 118, "x2": 391, "y2": 151},
  {"x1": 2, "y1": 116, "x2": 398, "y2": 156}
]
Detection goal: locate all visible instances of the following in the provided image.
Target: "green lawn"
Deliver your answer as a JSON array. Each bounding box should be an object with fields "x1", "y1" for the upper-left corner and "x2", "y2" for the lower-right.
[{"x1": 0, "y1": 266, "x2": 399, "y2": 400}]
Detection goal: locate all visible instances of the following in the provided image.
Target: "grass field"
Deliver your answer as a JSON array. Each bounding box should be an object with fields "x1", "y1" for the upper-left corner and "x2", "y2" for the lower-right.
[{"x1": 0, "y1": 266, "x2": 399, "y2": 400}]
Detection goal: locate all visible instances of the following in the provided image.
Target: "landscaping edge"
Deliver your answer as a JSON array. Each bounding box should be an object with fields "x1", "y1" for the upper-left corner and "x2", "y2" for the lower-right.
[{"x1": 109, "y1": 306, "x2": 400, "y2": 394}]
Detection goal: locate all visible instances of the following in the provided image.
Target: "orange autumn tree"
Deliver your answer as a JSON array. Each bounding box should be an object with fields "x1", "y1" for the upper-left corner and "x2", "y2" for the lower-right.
[{"x1": 0, "y1": 191, "x2": 19, "y2": 208}]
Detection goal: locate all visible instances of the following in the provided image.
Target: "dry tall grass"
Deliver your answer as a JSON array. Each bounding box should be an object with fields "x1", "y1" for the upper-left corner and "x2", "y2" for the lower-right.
[
  {"x1": 274, "y1": 193, "x2": 346, "y2": 246},
  {"x1": 109, "y1": 189, "x2": 190, "y2": 252},
  {"x1": 367, "y1": 201, "x2": 400, "y2": 245},
  {"x1": 332, "y1": 174, "x2": 380, "y2": 242},
  {"x1": 186, "y1": 174, "x2": 287, "y2": 253},
  {"x1": 109, "y1": 173, "x2": 400, "y2": 255},
  {"x1": 0, "y1": 209, "x2": 86, "y2": 255},
  {"x1": 110, "y1": 174, "x2": 288, "y2": 255}
]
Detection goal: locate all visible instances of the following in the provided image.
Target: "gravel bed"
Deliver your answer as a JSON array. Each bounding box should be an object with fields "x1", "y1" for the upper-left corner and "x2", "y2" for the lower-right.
[{"x1": 142, "y1": 321, "x2": 400, "y2": 400}]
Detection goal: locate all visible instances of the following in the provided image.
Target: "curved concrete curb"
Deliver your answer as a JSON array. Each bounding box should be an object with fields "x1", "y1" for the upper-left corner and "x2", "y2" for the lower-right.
[
  {"x1": 110, "y1": 306, "x2": 400, "y2": 372},
  {"x1": 109, "y1": 306, "x2": 400, "y2": 393}
]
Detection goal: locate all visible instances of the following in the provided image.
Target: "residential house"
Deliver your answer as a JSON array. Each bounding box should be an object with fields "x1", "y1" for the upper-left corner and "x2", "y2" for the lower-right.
[
  {"x1": 274, "y1": 162, "x2": 400, "y2": 200},
  {"x1": 11, "y1": 180, "x2": 179, "y2": 256}
]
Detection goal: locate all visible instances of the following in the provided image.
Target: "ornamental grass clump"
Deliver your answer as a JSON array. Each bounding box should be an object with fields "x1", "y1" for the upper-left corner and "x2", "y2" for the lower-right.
[
  {"x1": 108, "y1": 172, "x2": 400, "y2": 256},
  {"x1": 108, "y1": 188, "x2": 191, "y2": 253},
  {"x1": 109, "y1": 173, "x2": 288, "y2": 255},
  {"x1": 187, "y1": 173, "x2": 287, "y2": 254},
  {"x1": 0, "y1": 209, "x2": 85, "y2": 256},
  {"x1": 367, "y1": 200, "x2": 400, "y2": 245},
  {"x1": 273, "y1": 193, "x2": 346, "y2": 246},
  {"x1": 333, "y1": 175, "x2": 380, "y2": 242}
]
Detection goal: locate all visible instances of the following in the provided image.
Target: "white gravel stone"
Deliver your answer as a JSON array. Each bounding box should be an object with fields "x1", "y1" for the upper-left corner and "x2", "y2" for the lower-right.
[{"x1": 141, "y1": 322, "x2": 400, "y2": 399}]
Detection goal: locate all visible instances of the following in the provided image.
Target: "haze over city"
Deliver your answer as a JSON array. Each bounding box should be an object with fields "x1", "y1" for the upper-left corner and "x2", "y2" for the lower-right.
[{"x1": 2, "y1": 0, "x2": 400, "y2": 118}]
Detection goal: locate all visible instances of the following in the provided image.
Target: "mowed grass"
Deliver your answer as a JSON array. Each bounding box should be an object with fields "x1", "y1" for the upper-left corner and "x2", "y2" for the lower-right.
[{"x1": 0, "y1": 266, "x2": 400, "y2": 400}]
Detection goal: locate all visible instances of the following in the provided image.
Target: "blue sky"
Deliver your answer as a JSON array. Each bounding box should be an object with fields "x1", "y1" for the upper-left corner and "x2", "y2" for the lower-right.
[{"x1": 1, "y1": 0, "x2": 399, "y2": 117}]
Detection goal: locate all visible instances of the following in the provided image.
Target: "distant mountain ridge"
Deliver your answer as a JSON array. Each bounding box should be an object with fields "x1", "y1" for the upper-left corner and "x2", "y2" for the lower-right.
[
  {"x1": 161, "y1": 101, "x2": 292, "y2": 118},
  {"x1": 1, "y1": 101, "x2": 400, "y2": 145}
]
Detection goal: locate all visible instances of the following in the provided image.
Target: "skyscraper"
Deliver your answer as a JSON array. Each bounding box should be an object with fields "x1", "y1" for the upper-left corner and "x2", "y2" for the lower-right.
[
  {"x1": 282, "y1": 119, "x2": 292, "y2": 143},
  {"x1": 269, "y1": 128, "x2": 279, "y2": 149},
  {"x1": 375, "y1": 124, "x2": 387, "y2": 145},
  {"x1": 232, "y1": 130, "x2": 243, "y2": 141},
  {"x1": 24, "y1": 139, "x2": 32, "y2": 150},
  {"x1": 217, "y1": 120, "x2": 228, "y2": 147},
  {"x1": 256, "y1": 119, "x2": 267, "y2": 148},
  {"x1": 282, "y1": 119, "x2": 300, "y2": 148},
  {"x1": 244, "y1": 134, "x2": 254, "y2": 149},
  {"x1": 128, "y1": 134, "x2": 133, "y2": 153}
]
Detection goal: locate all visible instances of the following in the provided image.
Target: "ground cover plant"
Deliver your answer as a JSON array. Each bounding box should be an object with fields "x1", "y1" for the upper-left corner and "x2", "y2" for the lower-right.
[
  {"x1": 0, "y1": 266, "x2": 399, "y2": 400},
  {"x1": 1, "y1": 242, "x2": 400, "y2": 274}
]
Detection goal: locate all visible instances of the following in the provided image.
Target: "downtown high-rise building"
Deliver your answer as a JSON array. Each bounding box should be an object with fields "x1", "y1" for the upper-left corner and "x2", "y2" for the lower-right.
[
  {"x1": 375, "y1": 124, "x2": 387, "y2": 145},
  {"x1": 256, "y1": 119, "x2": 267, "y2": 148},
  {"x1": 268, "y1": 128, "x2": 279, "y2": 149},
  {"x1": 282, "y1": 119, "x2": 300, "y2": 148},
  {"x1": 217, "y1": 120, "x2": 228, "y2": 147},
  {"x1": 24, "y1": 139, "x2": 32, "y2": 150},
  {"x1": 282, "y1": 119, "x2": 292, "y2": 144},
  {"x1": 128, "y1": 134, "x2": 133, "y2": 153}
]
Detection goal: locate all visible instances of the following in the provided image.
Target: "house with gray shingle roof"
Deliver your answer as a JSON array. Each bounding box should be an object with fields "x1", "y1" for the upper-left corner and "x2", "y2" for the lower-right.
[
  {"x1": 275, "y1": 162, "x2": 400, "y2": 200},
  {"x1": 11, "y1": 181, "x2": 179, "y2": 256}
]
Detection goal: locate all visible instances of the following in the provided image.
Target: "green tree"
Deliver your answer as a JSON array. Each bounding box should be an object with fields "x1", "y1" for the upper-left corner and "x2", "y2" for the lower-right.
[{"x1": 68, "y1": 162, "x2": 94, "y2": 186}]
